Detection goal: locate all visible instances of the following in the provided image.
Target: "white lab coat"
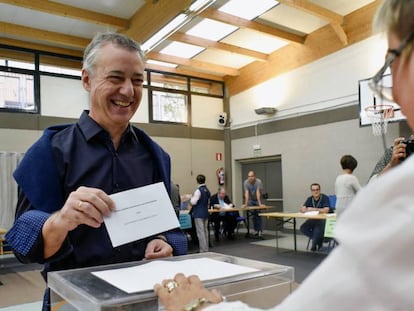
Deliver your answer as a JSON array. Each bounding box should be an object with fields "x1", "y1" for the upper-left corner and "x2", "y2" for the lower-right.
[{"x1": 206, "y1": 156, "x2": 414, "y2": 310}]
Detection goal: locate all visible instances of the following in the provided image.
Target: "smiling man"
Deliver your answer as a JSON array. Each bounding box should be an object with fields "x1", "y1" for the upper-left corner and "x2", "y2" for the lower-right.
[{"x1": 6, "y1": 32, "x2": 187, "y2": 311}]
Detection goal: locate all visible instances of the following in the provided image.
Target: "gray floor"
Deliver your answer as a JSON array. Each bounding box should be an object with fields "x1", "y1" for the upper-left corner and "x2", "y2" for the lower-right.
[{"x1": 0, "y1": 229, "x2": 332, "y2": 310}]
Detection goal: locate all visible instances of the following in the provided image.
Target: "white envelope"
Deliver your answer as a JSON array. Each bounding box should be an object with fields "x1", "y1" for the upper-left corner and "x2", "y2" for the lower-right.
[{"x1": 104, "y1": 182, "x2": 180, "y2": 247}]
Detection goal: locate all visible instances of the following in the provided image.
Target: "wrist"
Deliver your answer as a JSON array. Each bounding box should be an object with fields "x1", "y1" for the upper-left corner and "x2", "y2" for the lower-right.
[{"x1": 155, "y1": 235, "x2": 168, "y2": 243}]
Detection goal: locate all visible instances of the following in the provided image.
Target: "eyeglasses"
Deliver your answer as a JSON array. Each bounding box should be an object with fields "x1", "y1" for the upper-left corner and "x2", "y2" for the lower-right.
[
  {"x1": 369, "y1": 31, "x2": 414, "y2": 102},
  {"x1": 311, "y1": 188, "x2": 320, "y2": 192}
]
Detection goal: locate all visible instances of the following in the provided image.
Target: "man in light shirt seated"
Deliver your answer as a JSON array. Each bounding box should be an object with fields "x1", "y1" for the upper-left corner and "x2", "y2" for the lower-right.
[
  {"x1": 209, "y1": 187, "x2": 239, "y2": 241},
  {"x1": 299, "y1": 183, "x2": 333, "y2": 251}
]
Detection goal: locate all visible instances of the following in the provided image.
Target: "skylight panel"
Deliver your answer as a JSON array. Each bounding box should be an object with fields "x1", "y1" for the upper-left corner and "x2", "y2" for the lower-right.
[
  {"x1": 159, "y1": 42, "x2": 205, "y2": 59},
  {"x1": 186, "y1": 18, "x2": 238, "y2": 41},
  {"x1": 219, "y1": 0, "x2": 279, "y2": 20},
  {"x1": 146, "y1": 60, "x2": 178, "y2": 68}
]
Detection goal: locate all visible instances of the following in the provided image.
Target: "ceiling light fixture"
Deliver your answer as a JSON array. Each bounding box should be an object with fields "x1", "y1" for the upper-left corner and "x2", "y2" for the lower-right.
[
  {"x1": 141, "y1": 0, "x2": 217, "y2": 53},
  {"x1": 255, "y1": 107, "x2": 277, "y2": 115}
]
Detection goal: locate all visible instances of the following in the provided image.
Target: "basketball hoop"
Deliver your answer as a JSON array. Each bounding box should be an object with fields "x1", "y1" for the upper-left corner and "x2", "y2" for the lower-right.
[{"x1": 365, "y1": 104, "x2": 394, "y2": 136}]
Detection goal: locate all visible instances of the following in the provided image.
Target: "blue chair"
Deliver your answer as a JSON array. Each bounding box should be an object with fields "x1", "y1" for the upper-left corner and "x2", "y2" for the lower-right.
[
  {"x1": 328, "y1": 195, "x2": 336, "y2": 210},
  {"x1": 236, "y1": 216, "x2": 247, "y2": 233}
]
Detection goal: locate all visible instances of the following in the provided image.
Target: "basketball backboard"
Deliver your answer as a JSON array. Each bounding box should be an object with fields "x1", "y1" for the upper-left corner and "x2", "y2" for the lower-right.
[{"x1": 359, "y1": 75, "x2": 405, "y2": 127}]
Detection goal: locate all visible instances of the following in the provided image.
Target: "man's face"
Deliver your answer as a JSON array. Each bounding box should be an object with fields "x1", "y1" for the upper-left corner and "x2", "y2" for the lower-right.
[
  {"x1": 82, "y1": 43, "x2": 144, "y2": 129},
  {"x1": 247, "y1": 172, "x2": 255, "y2": 184},
  {"x1": 218, "y1": 190, "x2": 226, "y2": 199},
  {"x1": 311, "y1": 186, "x2": 320, "y2": 199}
]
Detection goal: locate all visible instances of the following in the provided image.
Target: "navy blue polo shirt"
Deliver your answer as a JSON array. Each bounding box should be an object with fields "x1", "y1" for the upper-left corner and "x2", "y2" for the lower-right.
[{"x1": 52, "y1": 111, "x2": 159, "y2": 197}]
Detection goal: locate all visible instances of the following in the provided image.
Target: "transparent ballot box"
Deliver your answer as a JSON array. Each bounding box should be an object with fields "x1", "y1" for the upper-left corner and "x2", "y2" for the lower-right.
[{"x1": 48, "y1": 252, "x2": 294, "y2": 310}]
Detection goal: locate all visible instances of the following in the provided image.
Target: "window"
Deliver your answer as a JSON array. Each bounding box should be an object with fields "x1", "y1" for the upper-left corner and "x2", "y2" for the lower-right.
[
  {"x1": 0, "y1": 47, "x2": 36, "y2": 112},
  {"x1": 39, "y1": 54, "x2": 82, "y2": 77},
  {"x1": 151, "y1": 72, "x2": 188, "y2": 91},
  {"x1": 151, "y1": 90, "x2": 188, "y2": 123},
  {"x1": 191, "y1": 78, "x2": 223, "y2": 96},
  {"x1": 0, "y1": 71, "x2": 35, "y2": 111}
]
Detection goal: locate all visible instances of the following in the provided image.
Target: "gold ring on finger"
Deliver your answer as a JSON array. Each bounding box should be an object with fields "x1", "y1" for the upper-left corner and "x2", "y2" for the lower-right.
[{"x1": 165, "y1": 280, "x2": 178, "y2": 293}]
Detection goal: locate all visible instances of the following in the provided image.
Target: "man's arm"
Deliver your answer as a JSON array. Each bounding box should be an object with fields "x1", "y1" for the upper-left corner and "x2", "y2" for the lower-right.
[
  {"x1": 190, "y1": 188, "x2": 201, "y2": 206},
  {"x1": 370, "y1": 137, "x2": 407, "y2": 181},
  {"x1": 255, "y1": 187, "x2": 262, "y2": 206},
  {"x1": 243, "y1": 189, "x2": 249, "y2": 206},
  {"x1": 41, "y1": 186, "x2": 114, "y2": 258}
]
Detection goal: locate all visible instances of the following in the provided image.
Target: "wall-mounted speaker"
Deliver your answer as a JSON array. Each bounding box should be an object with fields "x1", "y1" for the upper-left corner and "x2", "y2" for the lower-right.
[{"x1": 218, "y1": 112, "x2": 227, "y2": 127}]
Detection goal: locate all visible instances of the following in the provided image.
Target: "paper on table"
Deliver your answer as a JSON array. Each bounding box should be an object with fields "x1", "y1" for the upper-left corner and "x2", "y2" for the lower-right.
[
  {"x1": 304, "y1": 211, "x2": 319, "y2": 216},
  {"x1": 104, "y1": 182, "x2": 180, "y2": 247},
  {"x1": 222, "y1": 203, "x2": 233, "y2": 209},
  {"x1": 92, "y1": 258, "x2": 259, "y2": 293}
]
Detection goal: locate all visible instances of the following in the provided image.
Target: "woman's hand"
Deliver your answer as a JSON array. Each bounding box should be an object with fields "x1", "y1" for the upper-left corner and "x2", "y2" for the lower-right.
[{"x1": 154, "y1": 273, "x2": 224, "y2": 311}]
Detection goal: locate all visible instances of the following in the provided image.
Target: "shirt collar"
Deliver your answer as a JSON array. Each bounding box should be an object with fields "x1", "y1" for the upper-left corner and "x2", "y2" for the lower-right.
[{"x1": 78, "y1": 110, "x2": 135, "y2": 143}]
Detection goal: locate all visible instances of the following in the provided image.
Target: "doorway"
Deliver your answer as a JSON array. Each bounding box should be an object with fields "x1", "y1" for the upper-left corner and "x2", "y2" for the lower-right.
[{"x1": 241, "y1": 157, "x2": 283, "y2": 231}]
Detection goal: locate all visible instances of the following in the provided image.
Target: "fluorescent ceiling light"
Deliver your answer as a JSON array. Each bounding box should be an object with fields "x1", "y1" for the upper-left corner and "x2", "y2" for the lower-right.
[
  {"x1": 160, "y1": 42, "x2": 205, "y2": 59},
  {"x1": 219, "y1": 0, "x2": 278, "y2": 20},
  {"x1": 141, "y1": 0, "x2": 217, "y2": 53},
  {"x1": 146, "y1": 60, "x2": 178, "y2": 68},
  {"x1": 186, "y1": 18, "x2": 238, "y2": 41},
  {"x1": 142, "y1": 14, "x2": 187, "y2": 52},
  {"x1": 188, "y1": 0, "x2": 215, "y2": 12}
]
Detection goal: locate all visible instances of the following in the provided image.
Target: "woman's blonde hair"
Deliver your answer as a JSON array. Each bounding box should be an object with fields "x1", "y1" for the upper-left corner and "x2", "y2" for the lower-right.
[{"x1": 374, "y1": 0, "x2": 414, "y2": 59}]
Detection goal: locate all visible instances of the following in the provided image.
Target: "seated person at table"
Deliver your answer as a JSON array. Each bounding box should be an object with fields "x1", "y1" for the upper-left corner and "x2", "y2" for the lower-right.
[
  {"x1": 300, "y1": 183, "x2": 333, "y2": 251},
  {"x1": 209, "y1": 187, "x2": 239, "y2": 241}
]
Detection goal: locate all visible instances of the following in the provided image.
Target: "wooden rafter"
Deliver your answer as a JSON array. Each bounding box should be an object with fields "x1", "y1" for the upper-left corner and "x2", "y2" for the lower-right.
[
  {"x1": 0, "y1": 0, "x2": 128, "y2": 29},
  {"x1": 169, "y1": 32, "x2": 268, "y2": 62},
  {"x1": 200, "y1": 8, "x2": 305, "y2": 44},
  {"x1": 0, "y1": 21, "x2": 90, "y2": 48},
  {"x1": 278, "y1": 0, "x2": 343, "y2": 24},
  {"x1": 124, "y1": 0, "x2": 192, "y2": 42},
  {"x1": 147, "y1": 51, "x2": 239, "y2": 76},
  {"x1": 145, "y1": 63, "x2": 224, "y2": 81},
  {"x1": 0, "y1": 37, "x2": 83, "y2": 57},
  {"x1": 279, "y1": 0, "x2": 348, "y2": 45}
]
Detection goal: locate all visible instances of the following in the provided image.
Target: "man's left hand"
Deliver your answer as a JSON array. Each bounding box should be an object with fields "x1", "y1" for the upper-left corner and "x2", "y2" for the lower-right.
[{"x1": 145, "y1": 239, "x2": 173, "y2": 259}]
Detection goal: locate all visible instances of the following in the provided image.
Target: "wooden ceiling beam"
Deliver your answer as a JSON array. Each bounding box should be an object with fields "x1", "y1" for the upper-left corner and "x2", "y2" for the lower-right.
[
  {"x1": 0, "y1": 21, "x2": 90, "y2": 49},
  {"x1": 279, "y1": 0, "x2": 347, "y2": 46},
  {"x1": 330, "y1": 23, "x2": 348, "y2": 46},
  {"x1": 125, "y1": 0, "x2": 192, "y2": 43},
  {"x1": 169, "y1": 32, "x2": 268, "y2": 62},
  {"x1": 278, "y1": 0, "x2": 343, "y2": 24},
  {"x1": 145, "y1": 63, "x2": 224, "y2": 81},
  {"x1": 0, "y1": 0, "x2": 128, "y2": 29},
  {"x1": 0, "y1": 37, "x2": 83, "y2": 57},
  {"x1": 200, "y1": 8, "x2": 305, "y2": 44},
  {"x1": 147, "y1": 51, "x2": 239, "y2": 76}
]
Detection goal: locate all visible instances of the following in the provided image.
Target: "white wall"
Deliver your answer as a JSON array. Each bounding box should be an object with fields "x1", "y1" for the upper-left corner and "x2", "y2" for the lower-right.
[
  {"x1": 192, "y1": 95, "x2": 224, "y2": 129},
  {"x1": 0, "y1": 129, "x2": 42, "y2": 152},
  {"x1": 41, "y1": 75, "x2": 89, "y2": 118},
  {"x1": 156, "y1": 137, "x2": 225, "y2": 196},
  {"x1": 230, "y1": 35, "x2": 388, "y2": 127}
]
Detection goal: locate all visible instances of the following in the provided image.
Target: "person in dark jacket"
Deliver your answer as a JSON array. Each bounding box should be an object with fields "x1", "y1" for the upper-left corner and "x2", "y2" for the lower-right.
[
  {"x1": 190, "y1": 174, "x2": 210, "y2": 252},
  {"x1": 209, "y1": 187, "x2": 239, "y2": 241},
  {"x1": 6, "y1": 32, "x2": 187, "y2": 311}
]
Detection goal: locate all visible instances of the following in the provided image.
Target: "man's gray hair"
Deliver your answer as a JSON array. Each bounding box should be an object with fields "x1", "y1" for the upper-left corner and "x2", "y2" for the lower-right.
[{"x1": 83, "y1": 32, "x2": 145, "y2": 75}]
